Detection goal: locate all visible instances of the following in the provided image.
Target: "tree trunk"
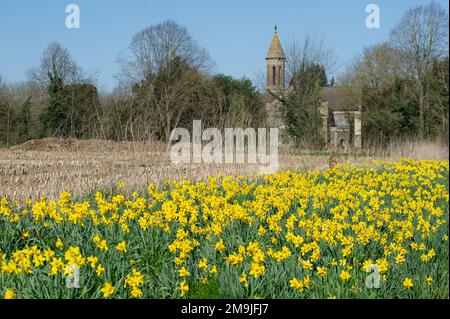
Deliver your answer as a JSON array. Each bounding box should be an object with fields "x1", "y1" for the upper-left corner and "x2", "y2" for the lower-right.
[
  {"x1": 165, "y1": 116, "x2": 172, "y2": 142},
  {"x1": 418, "y1": 82, "x2": 425, "y2": 139}
]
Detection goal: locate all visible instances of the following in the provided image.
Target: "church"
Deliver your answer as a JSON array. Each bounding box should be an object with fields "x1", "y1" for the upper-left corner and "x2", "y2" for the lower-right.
[{"x1": 263, "y1": 28, "x2": 362, "y2": 150}]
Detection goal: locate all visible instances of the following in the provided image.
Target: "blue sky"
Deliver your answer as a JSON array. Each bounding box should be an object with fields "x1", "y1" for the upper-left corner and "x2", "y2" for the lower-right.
[{"x1": 0, "y1": 0, "x2": 448, "y2": 92}]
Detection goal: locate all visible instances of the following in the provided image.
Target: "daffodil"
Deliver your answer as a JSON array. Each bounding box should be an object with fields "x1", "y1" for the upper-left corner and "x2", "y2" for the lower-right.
[
  {"x1": 339, "y1": 270, "x2": 351, "y2": 281},
  {"x1": 178, "y1": 267, "x2": 190, "y2": 277},
  {"x1": 316, "y1": 266, "x2": 327, "y2": 277},
  {"x1": 116, "y1": 241, "x2": 127, "y2": 253},
  {"x1": 290, "y1": 277, "x2": 304, "y2": 291},
  {"x1": 403, "y1": 278, "x2": 414, "y2": 289},
  {"x1": 240, "y1": 273, "x2": 248, "y2": 287},
  {"x1": 179, "y1": 281, "x2": 189, "y2": 297},
  {"x1": 101, "y1": 282, "x2": 115, "y2": 298},
  {"x1": 96, "y1": 264, "x2": 105, "y2": 276},
  {"x1": 4, "y1": 289, "x2": 15, "y2": 299},
  {"x1": 198, "y1": 258, "x2": 208, "y2": 271}
]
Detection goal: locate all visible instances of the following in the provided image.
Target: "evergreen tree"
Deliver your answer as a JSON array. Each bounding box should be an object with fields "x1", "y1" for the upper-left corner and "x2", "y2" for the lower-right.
[
  {"x1": 214, "y1": 74, "x2": 266, "y2": 127},
  {"x1": 0, "y1": 101, "x2": 15, "y2": 145},
  {"x1": 17, "y1": 96, "x2": 32, "y2": 143},
  {"x1": 40, "y1": 75, "x2": 67, "y2": 136},
  {"x1": 284, "y1": 64, "x2": 325, "y2": 148}
]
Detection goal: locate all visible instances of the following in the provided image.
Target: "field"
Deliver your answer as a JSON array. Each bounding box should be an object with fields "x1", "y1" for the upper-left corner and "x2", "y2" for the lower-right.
[
  {"x1": 0, "y1": 139, "x2": 449, "y2": 299},
  {"x1": 1, "y1": 138, "x2": 447, "y2": 201}
]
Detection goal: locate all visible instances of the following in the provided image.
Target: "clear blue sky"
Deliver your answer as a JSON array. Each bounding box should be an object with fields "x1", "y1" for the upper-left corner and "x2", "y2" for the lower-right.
[{"x1": 1, "y1": 0, "x2": 448, "y2": 92}]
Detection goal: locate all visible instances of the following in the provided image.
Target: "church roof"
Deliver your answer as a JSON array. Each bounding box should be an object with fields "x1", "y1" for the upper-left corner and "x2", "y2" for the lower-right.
[
  {"x1": 266, "y1": 28, "x2": 285, "y2": 59},
  {"x1": 320, "y1": 87, "x2": 361, "y2": 111}
]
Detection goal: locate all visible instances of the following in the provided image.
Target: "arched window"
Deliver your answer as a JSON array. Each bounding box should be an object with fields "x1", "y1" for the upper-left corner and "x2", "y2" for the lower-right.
[
  {"x1": 278, "y1": 66, "x2": 282, "y2": 86},
  {"x1": 272, "y1": 66, "x2": 276, "y2": 86}
]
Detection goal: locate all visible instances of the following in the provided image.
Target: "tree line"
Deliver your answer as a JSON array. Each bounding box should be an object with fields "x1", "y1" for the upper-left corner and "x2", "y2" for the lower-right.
[
  {"x1": 0, "y1": 2, "x2": 448, "y2": 148},
  {"x1": 282, "y1": 1, "x2": 448, "y2": 148},
  {"x1": 0, "y1": 20, "x2": 267, "y2": 145},
  {"x1": 340, "y1": 2, "x2": 449, "y2": 147}
]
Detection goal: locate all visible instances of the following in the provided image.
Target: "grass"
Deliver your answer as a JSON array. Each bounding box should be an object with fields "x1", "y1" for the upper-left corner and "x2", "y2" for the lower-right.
[{"x1": 304, "y1": 150, "x2": 385, "y2": 158}]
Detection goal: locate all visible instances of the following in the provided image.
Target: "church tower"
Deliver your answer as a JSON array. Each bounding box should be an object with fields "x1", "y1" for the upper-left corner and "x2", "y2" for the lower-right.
[{"x1": 266, "y1": 26, "x2": 286, "y2": 94}]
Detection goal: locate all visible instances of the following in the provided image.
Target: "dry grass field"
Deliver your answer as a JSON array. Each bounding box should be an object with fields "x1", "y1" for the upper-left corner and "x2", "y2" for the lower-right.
[{"x1": 0, "y1": 138, "x2": 448, "y2": 200}]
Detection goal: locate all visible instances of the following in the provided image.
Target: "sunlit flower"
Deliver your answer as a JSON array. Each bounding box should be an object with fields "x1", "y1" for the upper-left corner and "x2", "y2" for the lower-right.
[
  {"x1": 116, "y1": 241, "x2": 127, "y2": 253},
  {"x1": 179, "y1": 281, "x2": 189, "y2": 297},
  {"x1": 178, "y1": 267, "x2": 190, "y2": 277},
  {"x1": 210, "y1": 265, "x2": 218, "y2": 274},
  {"x1": 403, "y1": 278, "x2": 414, "y2": 289},
  {"x1": 101, "y1": 283, "x2": 115, "y2": 298},
  {"x1": 340, "y1": 270, "x2": 351, "y2": 281},
  {"x1": 96, "y1": 264, "x2": 105, "y2": 276},
  {"x1": 55, "y1": 238, "x2": 64, "y2": 249},
  {"x1": 316, "y1": 266, "x2": 327, "y2": 277},
  {"x1": 4, "y1": 289, "x2": 15, "y2": 299},
  {"x1": 198, "y1": 258, "x2": 208, "y2": 271},
  {"x1": 131, "y1": 287, "x2": 143, "y2": 298},
  {"x1": 240, "y1": 273, "x2": 248, "y2": 287},
  {"x1": 290, "y1": 277, "x2": 304, "y2": 291}
]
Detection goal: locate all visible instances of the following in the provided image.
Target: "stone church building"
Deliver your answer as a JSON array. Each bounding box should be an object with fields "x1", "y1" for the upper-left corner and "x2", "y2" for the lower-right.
[{"x1": 263, "y1": 28, "x2": 362, "y2": 150}]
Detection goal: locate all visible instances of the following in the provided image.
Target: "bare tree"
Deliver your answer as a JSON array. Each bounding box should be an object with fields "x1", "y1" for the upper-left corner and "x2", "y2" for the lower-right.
[
  {"x1": 340, "y1": 43, "x2": 409, "y2": 146},
  {"x1": 252, "y1": 70, "x2": 267, "y2": 92},
  {"x1": 0, "y1": 75, "x2": 5, "y2": 100},
  {"x1": 0, "y1": 77, "x2": 14, "y2": 144},
  {"x1": 353, "y1": 43, "x2": 400, "y2": 90},
  {"x1": 117, "y1": 20, "x2": 216, "y2": 141},
  {"x1": 119, "y1": 20, "x2": 213, "y2": 86},
  {"x1": 390, "y1": 1, "x2": 449, "y2": 138},
  {"x1": 27, "y1": 42, "x2": 83, "y2": 88},
  {"x1": 285, "y1": 34, "x2": 336, "y2": 84}
]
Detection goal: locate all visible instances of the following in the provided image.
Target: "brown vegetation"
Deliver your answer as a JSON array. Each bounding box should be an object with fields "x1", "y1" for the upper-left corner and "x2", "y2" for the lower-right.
[{"x1": 1, "y1": 138, "x2": 447, "y2": 201}]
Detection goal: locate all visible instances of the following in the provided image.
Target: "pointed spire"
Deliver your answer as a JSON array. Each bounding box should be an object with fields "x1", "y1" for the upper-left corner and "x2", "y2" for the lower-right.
[{"x1": 266, "y1": 26, "x2": 285, "y2": 59}]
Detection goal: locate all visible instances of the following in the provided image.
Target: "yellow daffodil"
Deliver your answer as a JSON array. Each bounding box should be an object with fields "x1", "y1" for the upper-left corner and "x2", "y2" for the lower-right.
[
  {"x1": 403, "y1": 278, "x2": 414, "y2": 289},
  {"x1": 116, "y1": 241, "x2": 127, "y2": 253},
  {"x1": 101, "y1": 283, "x2": 115, "y2": 298},
  {"x1": 4, "y1": 289, "x2": 15, "y2": 299}
]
